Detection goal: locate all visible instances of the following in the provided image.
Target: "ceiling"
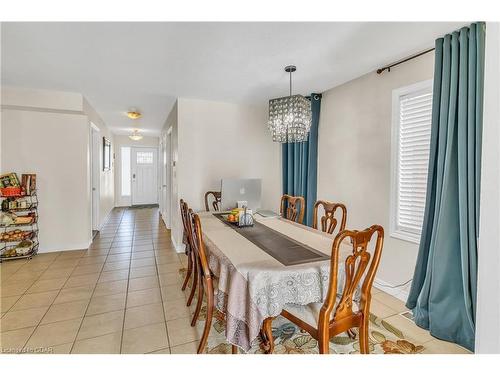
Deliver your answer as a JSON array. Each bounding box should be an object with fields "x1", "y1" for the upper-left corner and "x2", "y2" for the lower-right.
[{"x1": 1, "y1": 22, "x2": 466, "y2": 136}]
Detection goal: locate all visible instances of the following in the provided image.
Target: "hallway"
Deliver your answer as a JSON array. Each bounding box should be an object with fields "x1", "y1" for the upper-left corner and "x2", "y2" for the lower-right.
[{"x1": 0, "y1": 207, "x2": 198, "y2": 353}]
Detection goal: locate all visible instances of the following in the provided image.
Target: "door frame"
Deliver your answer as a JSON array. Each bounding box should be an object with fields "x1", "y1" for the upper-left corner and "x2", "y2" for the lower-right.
[
  {"x1": 159, "y1": 132, "x2": 170, "y2": 227},
  {"x1": 131, "y1": 146, "x2": 159, "y2": 206},
  {"x1": 161, "y1": 129, "x2": 173, "y2": 228},
  {"x1": 90, "y1": 123, "x2": 101, "y2": 231}
]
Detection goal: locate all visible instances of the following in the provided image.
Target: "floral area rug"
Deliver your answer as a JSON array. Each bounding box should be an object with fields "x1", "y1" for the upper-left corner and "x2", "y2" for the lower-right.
[{"x1": 179, "y1": 268, "x2": 424, "y2": 354}]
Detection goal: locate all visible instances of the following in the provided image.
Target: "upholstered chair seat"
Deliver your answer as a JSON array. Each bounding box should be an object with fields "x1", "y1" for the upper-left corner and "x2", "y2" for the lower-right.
[{"x1": 283, "y1": 299, "x2": 360, "y2": 328}]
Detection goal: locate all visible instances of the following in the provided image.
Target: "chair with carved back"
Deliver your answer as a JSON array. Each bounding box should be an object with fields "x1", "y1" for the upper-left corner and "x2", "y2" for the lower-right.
[
  {"x1": 204, "y1": 191, "x2": 222, "y2": 212},
  {"x1": 179, "y1": 199, "x2": 198, "y2": 307},
  {"x1": 260, "y1": 225, "x2": 384, "y2": 354},
  {"x1": 186, "y1": 209, "x2": 239, "y2": 354},
  {"x1": 313, "y1": 200, "x2": 347, "y2": 236},
  {"x1": 280, "y1": 194, "x2": 305, "y2": 224},
  {"x1": 184, "y1": 209, "x2": 215, "y2": 353}
]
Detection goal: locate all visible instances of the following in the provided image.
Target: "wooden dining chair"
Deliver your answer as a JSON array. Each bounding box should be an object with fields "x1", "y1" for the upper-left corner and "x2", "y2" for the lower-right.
[
  {"x1": 186, "y1": 209, "x2": 216, "y2": 354},
  {"x1": 186, "y1": 209, "x2": 240, "y2": 354},
  {"x1": 261, "y1": 225, "x2": 384, "y2": 354},
  {"x1": 313, "y1": 200, "x2": 347, "y2": 235},
  {"x1": 179, "y1": 199, "x2": 192, "y2": 291},
  {"x1": 179, "y1": 199, "x2": 197, "y2": 307},
  {"x1": 280, "y1": 194, "x2": 305, "y2": 224},
  {"x1": 204, "y1": 191, "x2": 222, "y2": 211}
]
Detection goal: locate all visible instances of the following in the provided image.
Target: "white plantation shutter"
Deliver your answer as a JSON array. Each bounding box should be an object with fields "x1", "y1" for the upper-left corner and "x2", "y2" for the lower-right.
[{"x1": 391, "y1": 81, "x2": 433, "y2": 243}]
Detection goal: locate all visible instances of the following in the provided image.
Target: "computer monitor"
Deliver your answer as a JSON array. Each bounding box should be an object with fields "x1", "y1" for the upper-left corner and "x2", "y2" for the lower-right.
[{"x1": 220, "y1": 178, "x2": 262, "y2": 211}]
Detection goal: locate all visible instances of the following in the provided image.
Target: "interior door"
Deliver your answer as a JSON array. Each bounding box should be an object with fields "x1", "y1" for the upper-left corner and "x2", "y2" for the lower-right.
[
  {"x1": 131, "y1": 147, "x2": 158, "y2": 205},
  {"x1": 161, "y1": 134, "x2": 168, "y2": 221},
  {"x1": 167, "y1": 131, "x2": 173, "y2": 228},
  {"x1": 91, "y1": 126, "x2": 100, "y2": 230}
]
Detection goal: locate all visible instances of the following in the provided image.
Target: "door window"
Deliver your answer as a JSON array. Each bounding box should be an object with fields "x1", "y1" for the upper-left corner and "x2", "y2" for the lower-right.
[{"x1": 136, "y1": 151, "x2": 154, "y2": 164}]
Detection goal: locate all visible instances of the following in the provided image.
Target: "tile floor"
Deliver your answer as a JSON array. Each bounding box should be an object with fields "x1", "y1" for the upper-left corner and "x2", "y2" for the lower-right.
[{"x1": 0, "y1": 207, "x2": 471, "y2": 354}]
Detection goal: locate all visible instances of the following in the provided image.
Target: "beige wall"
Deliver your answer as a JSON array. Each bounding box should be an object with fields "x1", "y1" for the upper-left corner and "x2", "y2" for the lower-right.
[
  {"x1": 164, "y1": 98, "x2": 281, "y2": 251},
  {"x1": 318, "y1": 52, "x2": 435, "y2": 298},
  {"x1": 177, "y1": 98, "x2": 281, "y2": 211},
  {"x1": 1, "y1": 109, "x2": 90, "y2": 252},
  {"x1": 1, "y1": 87, "x2": 114, "y2": 252},
  {"x1": 2, "y1": 86, "x2": 83, "y2": 112}
]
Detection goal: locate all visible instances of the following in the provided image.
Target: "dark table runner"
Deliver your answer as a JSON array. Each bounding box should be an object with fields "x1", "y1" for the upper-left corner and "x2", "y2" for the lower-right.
[{"x1": 213, "y1": 213, "x2": 330, "y2": 266}]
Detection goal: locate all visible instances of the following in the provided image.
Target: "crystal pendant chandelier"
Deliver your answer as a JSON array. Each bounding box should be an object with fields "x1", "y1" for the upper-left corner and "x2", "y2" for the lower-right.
[{"x1": 268, "y1": 65, "x2": 312, "y2": 143}]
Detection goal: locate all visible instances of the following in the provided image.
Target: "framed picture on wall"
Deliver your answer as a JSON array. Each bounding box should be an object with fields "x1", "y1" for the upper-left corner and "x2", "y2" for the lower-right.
[{"x1": 103, "y1": 137, "x2": 111, "y2": 171}]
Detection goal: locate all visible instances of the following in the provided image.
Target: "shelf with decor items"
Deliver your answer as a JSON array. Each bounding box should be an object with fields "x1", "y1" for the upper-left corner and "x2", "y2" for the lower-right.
[{"x1": 0, "y1": 172, "x2": 39, "y2": 262}]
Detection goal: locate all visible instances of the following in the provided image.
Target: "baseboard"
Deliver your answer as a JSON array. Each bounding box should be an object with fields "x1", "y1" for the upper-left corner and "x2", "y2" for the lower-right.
[
  {"x1": 374, "y1": 277, "x2": 410, "y2": 304},
  {"x1": 171, "y1": 235, "x2": 185, "y2": 254},
  {"x1": 98, "y1": 208, "x2": 113, "y2": 231},
  {"x1": 160, "y1": 212, "x2": 171, "y2": 230},
  {"x1": 38, "y1": 242, "x2": 91, "y2": 254}
]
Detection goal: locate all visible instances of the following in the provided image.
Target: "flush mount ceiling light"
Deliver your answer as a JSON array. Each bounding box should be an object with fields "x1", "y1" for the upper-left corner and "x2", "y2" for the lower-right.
[
  {"x1": 126, "y1": 110, "x2": 142, "y2": 120},
  {"x1": 268, "y1": 65, "x2": 312, "y2": 143},
  {"x1": 129, "y1": 129, "x2": 143, "y2": 141}
]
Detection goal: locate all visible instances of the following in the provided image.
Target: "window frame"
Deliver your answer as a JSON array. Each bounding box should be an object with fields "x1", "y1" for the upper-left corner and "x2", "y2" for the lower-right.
[{"x1": 390, "y1": 79, "x2": 433, "y2": 244}]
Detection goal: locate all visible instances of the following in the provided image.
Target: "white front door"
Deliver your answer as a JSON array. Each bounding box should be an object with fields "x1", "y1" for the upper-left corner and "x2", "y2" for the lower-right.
[{"x1": 131, "y1": 147, "x2": 158, "y2": 205}]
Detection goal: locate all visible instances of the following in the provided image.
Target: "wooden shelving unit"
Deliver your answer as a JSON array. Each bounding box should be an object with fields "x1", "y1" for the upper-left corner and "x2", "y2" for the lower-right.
[{"x1": 0, "y1": 190, "x2": 39, "y2": 262}]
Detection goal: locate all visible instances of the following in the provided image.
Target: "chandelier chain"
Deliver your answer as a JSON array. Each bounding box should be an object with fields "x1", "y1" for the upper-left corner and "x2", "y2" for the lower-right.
[{"x1": 268, "y1": 65, "x2": 311, "y2": 143}]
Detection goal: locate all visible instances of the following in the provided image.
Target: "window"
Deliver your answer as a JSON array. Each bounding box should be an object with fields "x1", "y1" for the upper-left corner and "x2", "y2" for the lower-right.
[
  {"x1": 136, "y1": 151, "x2": 153, "y2": 164},
  {"x1": 391, "y1": 80, "x2": 433, "y2": 243},
  {"x1": 121, "y1": 147, "x2": 131, "y2": 196}
]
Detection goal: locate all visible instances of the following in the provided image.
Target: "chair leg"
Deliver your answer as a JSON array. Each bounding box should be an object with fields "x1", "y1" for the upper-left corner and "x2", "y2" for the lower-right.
[
  {"x1": 318, "y1": 333, "x2": 330, "y2": 354},
  {"x1": 181, "y1": 249, "x2": 192, "y2": 291},
  {"x1": 347, "y1": 328, "x2": 357, "y2": 339},
  {"x1": 191, "y1": 270, "x2": 204, "y2": 326},
  {"x1": 260, "y1": 317, "x2": 275, "y2": 354},
  {"x1": 231, "y1": 345, "x2": 238, "y2": 354},
  {"x1": 197, "y1": 281, "x2": 213, "y2": 354},
  {"x1": 187, "y1": 256, "x2": 198, "y2": 306},
  {"x1": 359, "y1": 316, "x2": 370, "y2": 354}
]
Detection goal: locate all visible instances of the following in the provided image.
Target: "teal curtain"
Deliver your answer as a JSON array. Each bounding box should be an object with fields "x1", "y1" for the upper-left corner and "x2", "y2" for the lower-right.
[
  {"x1": 406, "y1": 23, "x2": 485, "y2": 352},
  {"x1": 282, "y1": 93, "x2": 321, "y2": 226}
]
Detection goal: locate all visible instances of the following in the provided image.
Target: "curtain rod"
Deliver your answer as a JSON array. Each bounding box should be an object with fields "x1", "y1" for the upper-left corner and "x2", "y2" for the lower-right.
[{"x1": 376, "y1": 47, "x2": 435, "y2": 74}]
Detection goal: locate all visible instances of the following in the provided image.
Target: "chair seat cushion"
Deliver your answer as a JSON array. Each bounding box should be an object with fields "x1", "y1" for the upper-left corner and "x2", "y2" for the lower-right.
[{"x1": 283, "y1": 299, "x2": 359, "y2": 327}]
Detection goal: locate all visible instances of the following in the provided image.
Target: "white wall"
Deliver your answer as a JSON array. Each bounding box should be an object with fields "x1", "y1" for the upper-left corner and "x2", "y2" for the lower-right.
[
  {"x1": 0, "y1": 97, "x2": 1, "y2": 172},
  {"x1": 2, "y1": 87, "x2": 83, "y2": 112},
  {"x1": 1, "y1": 87, "x2": 114, "y2": 252},
  {"x1": 164, "y1": 98, "x2": 281, "y2": 251},
  {"x1": 161, "y1": 102, "x2": 178, "y2": 239},
  {"x1": 476, "y1": 21, "x2": 500, "y2": 354},
  {"x1": 113, "y1": 134, "x2": 159, "y2": 207},
  {"x1": 318, "y1": 52, "x2": 435, "y2": 299}
]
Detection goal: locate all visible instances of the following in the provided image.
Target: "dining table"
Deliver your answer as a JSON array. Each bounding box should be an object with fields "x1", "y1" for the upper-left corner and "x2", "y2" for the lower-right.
[{"x1": 197, "y1": 211, "x2": 352, "y2": 352}]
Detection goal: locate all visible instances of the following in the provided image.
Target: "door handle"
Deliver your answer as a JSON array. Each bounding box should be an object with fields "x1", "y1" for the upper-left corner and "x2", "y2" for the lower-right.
[{"x1": 132, "y1": 174, "x2": 136, "y2": 179}]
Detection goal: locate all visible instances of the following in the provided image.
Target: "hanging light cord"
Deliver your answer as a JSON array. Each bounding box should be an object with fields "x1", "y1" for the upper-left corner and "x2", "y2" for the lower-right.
[{"x1": 289, "y1": 69, "x2": 292, "y2": 96}]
